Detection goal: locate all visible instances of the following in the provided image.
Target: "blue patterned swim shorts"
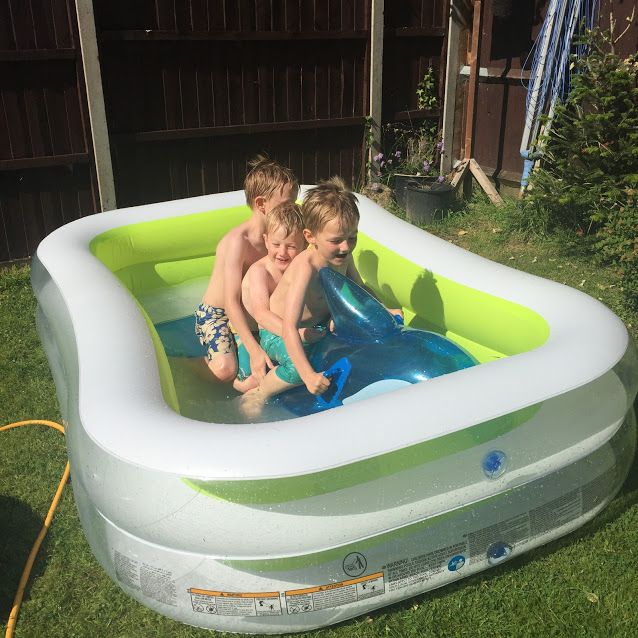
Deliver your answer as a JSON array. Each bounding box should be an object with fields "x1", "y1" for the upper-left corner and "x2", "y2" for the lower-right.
[{"x1": 195, "y1": 304, "x2": 235, "y2": 360}]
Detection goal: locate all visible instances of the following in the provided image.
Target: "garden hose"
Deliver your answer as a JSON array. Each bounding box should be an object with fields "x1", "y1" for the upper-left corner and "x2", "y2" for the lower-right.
[{"x1": 0, "y1": 420, "x2": 69, "y2": 638}]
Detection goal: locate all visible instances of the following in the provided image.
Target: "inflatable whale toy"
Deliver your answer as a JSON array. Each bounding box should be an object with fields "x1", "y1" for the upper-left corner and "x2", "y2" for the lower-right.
[
  {"x1": 32, "y1": 188, "x2": 637, "y2": 634},
  {"x1": 275, "y1": 268, "x2": 478, "y2": 416}
]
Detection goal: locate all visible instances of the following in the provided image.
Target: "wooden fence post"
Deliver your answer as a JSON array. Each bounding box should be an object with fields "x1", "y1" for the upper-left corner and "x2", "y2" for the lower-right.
[
  {"x1": 75, "y1": 0, "x2": 117, "y2": 211},
  {"x1": 368, "y1": 0, "x2": 384, "y2": 179},
  {"x1": 441, "y1": 1, "x2": 463, "y2": 175}
]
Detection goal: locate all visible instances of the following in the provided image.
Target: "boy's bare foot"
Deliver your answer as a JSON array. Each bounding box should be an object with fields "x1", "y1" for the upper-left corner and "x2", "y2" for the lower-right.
[
  {"x1": 233, "y1": 374, "x2": 259, "y2": 394},
  {"x1": 238, "y1": 388, "x2": 266, "y2": 420}
]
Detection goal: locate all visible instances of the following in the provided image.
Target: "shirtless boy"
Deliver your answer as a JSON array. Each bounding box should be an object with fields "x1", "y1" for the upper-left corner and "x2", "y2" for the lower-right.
[
  {"x1": 196, "y1": 155, "x2": 298, "y2": 385},
  {"x1": 234, "y1": 201, "x2": 307, "y2": 392},
  {"x1": 241, "y1": 177, "x2": 390, "y2": 411}
]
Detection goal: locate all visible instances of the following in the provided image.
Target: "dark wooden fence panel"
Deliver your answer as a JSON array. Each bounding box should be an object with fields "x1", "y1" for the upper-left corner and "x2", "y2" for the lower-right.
[
  {"x1": 95, "y1": 0, "x2": 371, "y2": 204},
  {"x1": 382, "y1": 1, "x2": 447, "y2": 121},
  {"x1": 0, "y1": 0, "x2": 98, "y2": 263}
]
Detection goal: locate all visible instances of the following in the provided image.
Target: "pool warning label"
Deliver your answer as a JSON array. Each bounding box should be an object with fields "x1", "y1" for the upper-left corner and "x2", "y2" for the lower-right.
[
  {"x1": 285, "y1": 572, "x2": 385, "y2": 614},
  {"x1": 188, "y1": 588, "x2": 282, "y2": 616}
]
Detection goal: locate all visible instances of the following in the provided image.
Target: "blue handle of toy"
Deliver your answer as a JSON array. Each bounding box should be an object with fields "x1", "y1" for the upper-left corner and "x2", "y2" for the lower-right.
[
  {"x1": 316, "y1": 357, "x2": 352, "y2": 409},
  {"x1": 393, "y1": 313, "x2": 404, "y2": 325}
]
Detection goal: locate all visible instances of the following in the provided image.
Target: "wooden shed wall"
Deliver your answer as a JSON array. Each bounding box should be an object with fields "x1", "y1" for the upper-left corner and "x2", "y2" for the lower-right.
[{"x1": 458, "y1": 0, "x2": 638, "y2": 186}]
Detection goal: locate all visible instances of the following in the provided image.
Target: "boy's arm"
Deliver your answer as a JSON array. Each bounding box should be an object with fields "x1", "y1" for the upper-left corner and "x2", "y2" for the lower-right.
[
  {"x1": 224, "y1": 240, "x2": 272, "y2": 380},
  {"x1": 245, "y1": 266, "x2": 283, "y2": 336},
  {"x1": 282, "y1": 264, "x2": 331, "y2": 395},
  {"x1": 246, "y1": 266, "x2": 325, "y2": 343}
]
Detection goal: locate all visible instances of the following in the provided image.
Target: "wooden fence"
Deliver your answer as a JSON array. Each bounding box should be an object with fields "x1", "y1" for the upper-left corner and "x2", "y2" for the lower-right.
[{"x1": 0, "y1": 0, "x2": 97, "y2": 264}]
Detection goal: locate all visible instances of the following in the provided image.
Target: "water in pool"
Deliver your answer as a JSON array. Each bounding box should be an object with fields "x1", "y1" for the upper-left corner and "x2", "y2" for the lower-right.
[{"x1": 138, "y1": 277, "x2": 295, "y2": 424}]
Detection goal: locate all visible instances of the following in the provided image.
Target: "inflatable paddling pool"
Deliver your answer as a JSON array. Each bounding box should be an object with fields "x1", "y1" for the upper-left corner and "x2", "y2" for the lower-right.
[{"x1": 32, "y1": 188, "x2": 637, "y2": 634}]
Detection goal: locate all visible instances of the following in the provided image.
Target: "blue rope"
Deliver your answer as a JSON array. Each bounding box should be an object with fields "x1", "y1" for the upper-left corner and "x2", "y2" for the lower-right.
[{"x1": 522, "y1": 0, "x2": 599, "y2": 156}]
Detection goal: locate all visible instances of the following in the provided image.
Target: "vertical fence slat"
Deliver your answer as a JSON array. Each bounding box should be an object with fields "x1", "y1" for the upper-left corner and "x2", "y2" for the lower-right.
[
  {"x1": 224, "y1": 0, "x2": 240, "y2": 30},
  {"x1": 9, "y1": 0, "x2": 37, "y2": 49},
  {"x1": 45, "y1": 64, "x2": 72, "y2": 154},
  {"x1": 242, "y1": 46, "x2": 258, "y2": 124},
  {"x1": 257, "y1": 57, "x2": 274, "y2": 123},
  {"x1": 179, "y1": 47, "x2": 199, "y2": 129},
  {"x1": 227, "y1": 47, "x2": 243, "y2": 125},
  {"x1": 341, "y1": 0, "x2": 354, "y2": 31},
  {"x1": 2, "y1": 80, "x2": 29, "y2": 157},
  {"x1": 315, "y1": 0, "x2": 329, "y2": 30},
  {"x1": 24, "y1": 82, "x2": 49, "y2": 157},
  {"x1": 285, "y1": 0, "x2": 300, "y2": 32},
  {"x1": 197, "y1": 50, "x2": 215, "y2": 127},
  {"x1": 0, "y1": 2, "x2": 16, "y2": 48},
  {"x1": 31, "y1": 0, "x2": 56, "y2": 48},
  {"x1": 212, "y1": 49, "x2": 229, "y2": 126},
  {"x1": 286, "y1": 58, "x2": 301, "y2": 121},
  {"x1": 190, "y1": 1, "x2": 208, "y2": 30},
  {"x1": 208, "y1": 0, "x2": 224, "y2": 30},
  {"x1": 273, "y1": 44, "x2": 287, "y2": 121}
]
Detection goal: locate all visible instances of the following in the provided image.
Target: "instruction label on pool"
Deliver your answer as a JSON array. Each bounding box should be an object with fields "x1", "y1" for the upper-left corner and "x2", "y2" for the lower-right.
[
  {"x1": 188, "y1": 588, "x2": 282, "y2": 616},
  {"x1": 384, "y1": 541, "x2": 468, "y2": 591},
  {"x1": 285, "y1": 572, "x2": 385, "y2": 614}
]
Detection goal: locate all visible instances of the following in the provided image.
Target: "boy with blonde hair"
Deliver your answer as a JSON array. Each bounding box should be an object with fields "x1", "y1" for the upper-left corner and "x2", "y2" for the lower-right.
[
  {"x1": 196, "y1": 155, "x2": 298, "y2": 385},
  {"x1": 241, "y1": 177, "x2": 399, "y2": 412},
  {"x1": 234, "y1": 201, "x2": 308, "y2": 392}
]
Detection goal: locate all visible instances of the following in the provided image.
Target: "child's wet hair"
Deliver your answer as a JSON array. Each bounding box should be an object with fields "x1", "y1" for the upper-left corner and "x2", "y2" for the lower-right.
[
  {"x1": 302, "y1": 177, "x2": 360, "y2": 235},
  {"x1": 265, "y1": 201, "x2": 305, "y2": 237},
  {"x1": 244, "y1": 154, "x2": 299, "y2": 207}
]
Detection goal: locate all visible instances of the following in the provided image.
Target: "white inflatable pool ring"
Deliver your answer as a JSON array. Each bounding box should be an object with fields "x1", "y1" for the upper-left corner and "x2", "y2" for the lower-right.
[{"x1": 32, "y1": 188, "x2": 637, "y2": 633}]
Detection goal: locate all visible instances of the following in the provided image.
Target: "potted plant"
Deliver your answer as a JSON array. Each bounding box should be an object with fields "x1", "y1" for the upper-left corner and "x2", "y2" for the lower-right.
[
  {"x1": 367, "y1": 66, "x2": 456, "y2": 223},
  {"x1": 370, "y1": 121, "x2": 455, "y2": 223}
]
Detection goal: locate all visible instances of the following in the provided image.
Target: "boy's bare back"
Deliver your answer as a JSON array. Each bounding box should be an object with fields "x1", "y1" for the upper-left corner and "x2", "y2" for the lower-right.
[{"x1": 203, "y1": 222, "x2": 267, "y2": 308}]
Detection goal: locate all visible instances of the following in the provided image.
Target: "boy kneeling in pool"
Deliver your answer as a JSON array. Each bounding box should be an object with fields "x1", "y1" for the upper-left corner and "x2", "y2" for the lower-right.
[
  {"x1": 196, "y1": 155, "x2": 298, "y2": 388},
  {"x1": 236, "y1": 201, "x2": 324, "y2": 392},
  {"x1": 241, "y1": 177, "x2": 401, "y2": 412}
]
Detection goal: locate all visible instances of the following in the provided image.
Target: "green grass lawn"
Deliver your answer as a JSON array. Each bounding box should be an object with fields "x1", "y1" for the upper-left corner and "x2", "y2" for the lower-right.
[{"x1": 1, "y1": 199, "x2": 637, "y2": 638}]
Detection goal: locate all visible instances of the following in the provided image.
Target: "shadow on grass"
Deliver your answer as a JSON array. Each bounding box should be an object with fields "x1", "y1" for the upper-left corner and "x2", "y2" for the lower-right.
[{"x1": 0, "y1": 496, "x2": 50, "y2": 621}]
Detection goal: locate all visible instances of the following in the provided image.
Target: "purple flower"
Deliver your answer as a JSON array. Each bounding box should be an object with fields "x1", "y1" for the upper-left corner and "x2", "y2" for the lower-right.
[
  {"x1": 394, "y1": 150, "x2": 402, "y2": 159},
  {"x1": 373, "y1": 152, "x2": 384, "y2": 163},
  {"x1": 380, "y1": 160, "x2": 385, "y2": 168},
  {"x1": 423, "y1": 161, "x2": 431, "y2": 174},
  {"x1": 437, "y1": 175, "x2": 445, "y2": 183},
  {"x1": 436, "y1": 140, "x2": 445, "y2": 154}
]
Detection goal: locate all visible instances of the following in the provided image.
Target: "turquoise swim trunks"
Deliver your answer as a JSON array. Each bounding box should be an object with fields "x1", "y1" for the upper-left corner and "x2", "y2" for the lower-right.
[
  {"x1": 259, "y1": 329, "x2": 324, "y2": 385},
  {"x1": 234, "y1": 337, "x2": 253, "y2": 382}
]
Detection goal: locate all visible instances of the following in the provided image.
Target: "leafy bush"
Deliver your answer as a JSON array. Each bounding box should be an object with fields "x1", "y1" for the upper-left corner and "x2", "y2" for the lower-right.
[{"x1": 525, "y1": 24, "x2": 638, "y2": 307}]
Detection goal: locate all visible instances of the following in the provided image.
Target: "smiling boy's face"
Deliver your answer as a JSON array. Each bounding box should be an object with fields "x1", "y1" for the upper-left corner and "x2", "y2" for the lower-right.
[{"x1": 264, "y1": 225, "x2": 306, "y2": 272}]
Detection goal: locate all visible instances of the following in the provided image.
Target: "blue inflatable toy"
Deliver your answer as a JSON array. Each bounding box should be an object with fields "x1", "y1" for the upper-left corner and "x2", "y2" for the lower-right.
[
  {"x1": 155, "y1": 268, "x2": 478, "y2": 417},
  {"x1": 273, "y1": 268, "x2": 478, "y2": 416}
]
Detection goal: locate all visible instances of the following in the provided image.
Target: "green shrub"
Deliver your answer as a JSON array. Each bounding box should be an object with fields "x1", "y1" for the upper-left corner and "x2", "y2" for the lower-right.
[{"x1": 525, "y1": 24, "x2": 638, "y2": 306}]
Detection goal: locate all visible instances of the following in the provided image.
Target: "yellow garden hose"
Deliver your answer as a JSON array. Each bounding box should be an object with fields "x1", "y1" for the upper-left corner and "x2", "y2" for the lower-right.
[{"x1": 0, "y1": 420, "x2": 69, "y2": 638}]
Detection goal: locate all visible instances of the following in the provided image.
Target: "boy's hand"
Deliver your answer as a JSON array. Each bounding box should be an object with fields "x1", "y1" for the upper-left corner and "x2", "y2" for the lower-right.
[
  {"x1": 303, "y1": 371, "x2": 331, "y2": 395},
  {"x1": 299, "y1": 326, "x2": 327, "y2": 344},
  {"x1": 249, "y1": 347, "x2": 273, "y2": 382}
]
